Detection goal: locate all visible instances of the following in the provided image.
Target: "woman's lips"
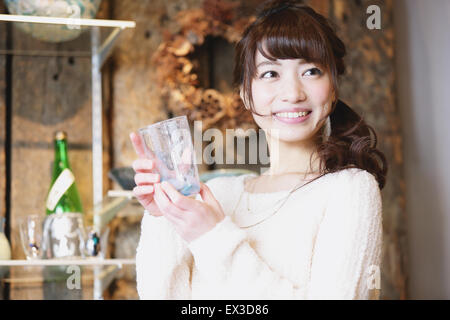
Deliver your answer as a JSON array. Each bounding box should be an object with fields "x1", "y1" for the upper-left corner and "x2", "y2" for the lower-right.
[{"x1": 273, "y1": 111, "x2": 312, "y2": 124}]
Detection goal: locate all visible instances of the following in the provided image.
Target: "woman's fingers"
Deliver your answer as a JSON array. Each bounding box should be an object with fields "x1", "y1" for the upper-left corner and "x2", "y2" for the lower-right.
[
  {"x1": 132, "y1": 186, "x2": 163, "y2": 216},
  {"x1": 153, "y1": 183, "x2": 185, "y2": 220},
  {"x1": 160, "y1": 181, "x2": 202, "y2": 212},
  {"x1": 134, "y1": 172, "x2": 160, "y2": 186},
  {"x1": 129, "y1": 132, "x2": 147, "y2": 158},
  {"x1": 132, "y1": 185, "x2": 154, "y2": 197},
  {"x1": 132, "y1": 158, "x2": 154, "y2": 173},
  {"x1": 199, "y1": 182, "x2": 221, "y2": 210}
]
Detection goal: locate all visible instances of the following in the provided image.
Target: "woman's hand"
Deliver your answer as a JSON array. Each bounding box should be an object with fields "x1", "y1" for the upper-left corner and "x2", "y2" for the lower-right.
[
  {"x1": 129, "y1": 132, "x2": 162, "y2": 216},
  {"x1": 153, "y1": 180, "x2": 225, "y2": 243}
]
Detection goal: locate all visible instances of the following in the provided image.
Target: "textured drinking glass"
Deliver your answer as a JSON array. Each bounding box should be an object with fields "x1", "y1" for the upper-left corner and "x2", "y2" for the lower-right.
[
  {"x1": 19, "y1": 215, "x2": 44, "y2": 260},
  {"x1": 139, "y1": 115, "x2": 200, "y2": 197},
  {"x1": 41, "y1": 212, "x2": 86, "y2": 259}
]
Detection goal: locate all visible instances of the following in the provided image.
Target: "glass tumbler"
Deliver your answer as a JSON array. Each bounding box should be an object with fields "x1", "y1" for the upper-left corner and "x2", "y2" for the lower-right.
[
  {"x1": 19, "y1": 214, "x2": 44, "y2": 260},
  {"x1": 139, "y1": 115, "x2": 200, "y2": 197}
]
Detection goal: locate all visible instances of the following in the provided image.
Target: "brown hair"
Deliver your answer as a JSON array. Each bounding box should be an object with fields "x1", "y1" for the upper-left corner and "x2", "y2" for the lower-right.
[{"x1": 233, "y1": 0, "x2": 388, "y2": 189}]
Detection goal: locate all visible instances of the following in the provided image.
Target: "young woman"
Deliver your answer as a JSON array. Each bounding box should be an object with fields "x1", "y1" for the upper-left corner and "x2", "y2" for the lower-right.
[{"x1": 130, "y1": 0, "x2": 388, "y2": 300}]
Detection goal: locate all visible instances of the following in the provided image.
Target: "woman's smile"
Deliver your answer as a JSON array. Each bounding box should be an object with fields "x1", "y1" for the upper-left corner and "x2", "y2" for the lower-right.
[{"x1": 273, "y1": 110, "x2": 312, "y2": 124}]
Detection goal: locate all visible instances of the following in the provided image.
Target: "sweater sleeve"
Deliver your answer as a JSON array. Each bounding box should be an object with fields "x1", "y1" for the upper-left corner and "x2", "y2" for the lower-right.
[
  {"x1": 135, "y1": 177, "x2": 225, "y2": 299},
  {"x1": 136, "y1": 210, "x2": 193, "y2": 299},
  {"x1": 306, "y1": 169, "x2": 383, "y2": 300},
  {"x1": 187, "y1": 169, "x2": 383, "y2": 300}
]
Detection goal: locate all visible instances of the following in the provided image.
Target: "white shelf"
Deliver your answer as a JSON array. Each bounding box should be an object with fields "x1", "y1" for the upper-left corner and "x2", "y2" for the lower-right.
[
  {"x1": 0, "y1": 258, "x2": 135, "y2": 267},
  {"x1": 1, "y1": 258, "x2": 136, "y2": 297},
  {"x1": 0, "y1": 14, "x2": 135, "y2": 28}
]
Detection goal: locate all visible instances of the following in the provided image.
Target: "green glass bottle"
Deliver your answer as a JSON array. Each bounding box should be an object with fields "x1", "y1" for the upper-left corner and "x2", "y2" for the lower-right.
[
  {"x1": 45, "y1": 131, "x2": 83, "y2": 215},
  {"x1": 43, "y1": 132, "x2": 84, "y2": 300}
]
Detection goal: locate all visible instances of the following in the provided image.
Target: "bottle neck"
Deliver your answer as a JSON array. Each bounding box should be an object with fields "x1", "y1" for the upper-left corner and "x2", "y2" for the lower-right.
[{"x1": 54, "y1": 139, "x2": 71, "y2": 170}]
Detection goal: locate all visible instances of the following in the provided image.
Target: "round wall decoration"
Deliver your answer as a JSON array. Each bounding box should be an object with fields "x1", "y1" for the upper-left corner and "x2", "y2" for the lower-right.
[{"x1": 152, "y1": 0, "x2": 257, "y2": 132}]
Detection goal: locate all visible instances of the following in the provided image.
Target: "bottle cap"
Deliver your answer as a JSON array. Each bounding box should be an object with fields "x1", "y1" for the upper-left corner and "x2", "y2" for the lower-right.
[{"x1": 54, "y1": 131, "x2": 67, "y2": 141}]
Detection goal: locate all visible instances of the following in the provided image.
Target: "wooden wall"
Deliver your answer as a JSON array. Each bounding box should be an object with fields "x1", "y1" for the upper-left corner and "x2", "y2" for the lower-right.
[{"x1": 0, "y1": 0, "x2": 406, "y2": 300}]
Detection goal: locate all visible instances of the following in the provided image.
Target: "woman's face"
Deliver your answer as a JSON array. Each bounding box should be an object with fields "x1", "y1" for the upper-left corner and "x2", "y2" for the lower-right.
[{"x1": 244, "y1": 49, "x2": 334, "y2": 143}]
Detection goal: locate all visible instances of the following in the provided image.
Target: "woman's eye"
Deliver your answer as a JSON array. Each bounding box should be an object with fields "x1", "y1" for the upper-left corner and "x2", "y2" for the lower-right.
[
  {"x1": 304, "y1": 68, "x2": 322, "y2": 76},
  {"x1": 260, "y1": 71, "x2": 278, "y2": 79}
]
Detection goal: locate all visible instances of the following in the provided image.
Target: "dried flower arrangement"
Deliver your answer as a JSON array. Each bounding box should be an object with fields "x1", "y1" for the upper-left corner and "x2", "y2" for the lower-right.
[{"x1": 152, "y1": 0, "x2": 257, "y2": 132}]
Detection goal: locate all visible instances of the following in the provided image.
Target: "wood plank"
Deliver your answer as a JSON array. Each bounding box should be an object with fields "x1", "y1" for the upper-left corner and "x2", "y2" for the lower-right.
[{"x1": 0, "y1": 1, "x2": 6, "y2": 225}]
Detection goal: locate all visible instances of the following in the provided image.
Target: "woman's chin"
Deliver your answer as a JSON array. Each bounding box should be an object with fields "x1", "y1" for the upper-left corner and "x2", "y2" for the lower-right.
[{"x1": 274, "y1": 132, "x2": 315, "y2": 143}]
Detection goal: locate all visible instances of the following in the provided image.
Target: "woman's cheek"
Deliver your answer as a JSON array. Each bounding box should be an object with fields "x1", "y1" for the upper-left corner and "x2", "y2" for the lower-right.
[
  {"x1": 309, "y1": 84, "x2": 333, "y2": 115},
  {"x1": 252, "y1": 113, "x2": 270, "y2": 131},
  {"x1": 308, "y1": 80, "x2": 331, "y2": 103},
  {"x1": 252, "y1": 85, "x2": 273, "y2": 108},
  {"x1": 251, "y1": 89, "x2": 274, "y2": 127}
]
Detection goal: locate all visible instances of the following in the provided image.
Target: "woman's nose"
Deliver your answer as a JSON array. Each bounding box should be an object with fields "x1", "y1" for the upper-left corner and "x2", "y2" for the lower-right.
[{"x1": 280, "y1": 77, "x2": 306, "y2": 103}]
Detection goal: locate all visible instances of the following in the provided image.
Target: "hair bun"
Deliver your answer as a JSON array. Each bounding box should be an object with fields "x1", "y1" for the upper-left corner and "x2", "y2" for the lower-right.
[{"x1": 257, "y1": 0, "x2": 304, "y2": 19}]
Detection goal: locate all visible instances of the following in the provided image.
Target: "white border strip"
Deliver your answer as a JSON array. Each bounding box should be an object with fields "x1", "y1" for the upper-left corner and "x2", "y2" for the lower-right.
[{"x1": 0, "y1": 14, "x2": 135, "y2": 28}]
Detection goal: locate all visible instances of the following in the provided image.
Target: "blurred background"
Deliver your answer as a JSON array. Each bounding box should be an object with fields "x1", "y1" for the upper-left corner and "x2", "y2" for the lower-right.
[{"x1": 0, "y1": 0, "x2": 448, "y2": 299}]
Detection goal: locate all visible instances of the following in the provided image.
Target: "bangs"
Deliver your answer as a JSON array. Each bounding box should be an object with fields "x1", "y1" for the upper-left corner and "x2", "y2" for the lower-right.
[{"x1": 254, "y1": 9, "x2": 333, "y2": 72}]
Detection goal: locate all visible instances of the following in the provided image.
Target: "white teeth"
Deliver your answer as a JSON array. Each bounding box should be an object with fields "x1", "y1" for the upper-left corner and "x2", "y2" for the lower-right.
[{"x1": 275, "y1": 111, "x2": 310, "y2": 118}]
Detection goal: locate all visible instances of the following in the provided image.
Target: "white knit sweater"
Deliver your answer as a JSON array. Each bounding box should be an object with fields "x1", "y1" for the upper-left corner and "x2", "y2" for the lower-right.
[{"x1": 136, "y1": 168, "x2": 383, "y2": 300}]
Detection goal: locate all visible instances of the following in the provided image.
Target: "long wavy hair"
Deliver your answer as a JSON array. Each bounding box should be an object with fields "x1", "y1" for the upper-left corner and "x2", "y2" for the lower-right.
[{"x1": 233, "y1": 0, "x2": 388, "y2": 190}]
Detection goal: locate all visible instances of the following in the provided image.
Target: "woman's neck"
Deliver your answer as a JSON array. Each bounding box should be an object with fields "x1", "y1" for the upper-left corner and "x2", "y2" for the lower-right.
[{"x1": 265, "y1": 134, "x2": 321, "y2": 176}]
